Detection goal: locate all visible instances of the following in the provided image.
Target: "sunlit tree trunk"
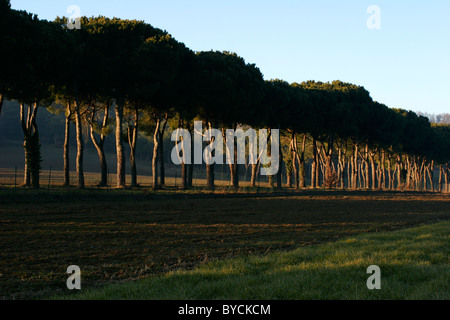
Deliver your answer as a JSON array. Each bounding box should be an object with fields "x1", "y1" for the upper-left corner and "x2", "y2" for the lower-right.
[
  {"x1": 158, "y1": 118, "x2": 168, "y2": 187},
  {"x1": 311, "y1": 138, "x2": 318, "y2": 188},
  {"x1": 396, "y1": 155, "x2": 402, "y2": 190},
  {"x1": 20, "y1": 102, "x2": 41, "y2": 188},
  {"x1": 152, "y1": 117, "x2": 161, "y2": 189},
  {"x1": 290, "y1": 132, "x2": 299, "y2": 189},
  {"x1": 276, "y1": 129, "x2": 283, "y2": 190},
  {"x1": 63, "y1": 102, "x2": 71, "y2": 187},
  {"x1": 115, "y1": 99, "x2": 126, "y2": 188},
  {"x1": 351, "y1": 143, "x2": 358, "y2": 189},
  {"x1": 91, "y1": 105, "x2": 109, "y2": 187},
  {"x1": 127, "y1": 107, "x2": 139, "y2": 188},
  {"x1": 74, "y1": 100, "x2": 84, "y2": 189},
  {"x1": 298, "y1": 134, "x2": 306, "y2": 188}
]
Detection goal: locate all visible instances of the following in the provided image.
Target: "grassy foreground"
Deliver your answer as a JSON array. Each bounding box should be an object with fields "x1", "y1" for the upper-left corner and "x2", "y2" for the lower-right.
[{"x1": 57, "y1": 220, "x2": 450, "y2": 300}]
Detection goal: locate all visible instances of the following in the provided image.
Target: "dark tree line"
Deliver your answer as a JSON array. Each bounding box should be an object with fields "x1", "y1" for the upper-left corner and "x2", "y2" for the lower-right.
[{"x1": 1, "y1": 1, "x2": 449, "y2": 191}]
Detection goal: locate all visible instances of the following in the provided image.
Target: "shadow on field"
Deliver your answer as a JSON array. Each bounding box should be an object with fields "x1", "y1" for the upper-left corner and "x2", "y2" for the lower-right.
[{"x1": 0, "y1": 189, "x2": 449, "y2": 299}]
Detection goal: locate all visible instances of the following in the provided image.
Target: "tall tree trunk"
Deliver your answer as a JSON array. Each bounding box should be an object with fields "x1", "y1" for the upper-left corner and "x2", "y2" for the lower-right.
[
  {"x1": 0, "y1": 93, "x2": 3, "y2": 118},
  {"x1": 187, "y1": 127, "x2": 194, "y2": 188},
  {"x1": 206, "y1": 163, "x2": 215, "y2": 190},
  {"x1": 362, "y1": 143, "x2": 369, "y2": 189},
  {"x1": 128, "y1": 108, "x2": 139, "y2": 188},
  {"x1": 20, "y1": 103, "x2": 31, "y2": 187},
  {"x1": 337, "y1": 147, "x2": 343, "y2": 188},
  {"x1": 348, "y1": 156, "x2": 352, "y2": 189},
  {"x1": 20, "y1": 102, "x2": 41, "y2": 188},
  {"x1": 152, "y1": 117, "x2": 161, "y2": 189},
  {"x1": 324, "y1": 136, "x2": 334, "y2": 188},
  {"x1": 181, "y1": 162, "x2": 187, "y2": 189},
  {"x1": 63, "y1": 103, "x2": 71, "y2": 187},
  {"x1": 387, "y1": 154, "x2": 392, "y2": 190},
  {"x1": 352, "y1": 143, "x2": 359, "y2": 189},
  {"x1": 224, "y1": 124, "x2": 239, "y2": 189},
  {"x1": 115, "y1": 99, "x2": 126, "y2": 188},
  {"x1": 91, "y1": 106, "x2": 109, "y2": 187},
  {"x1": 156, "y1": 113, "x2": 168, "y2": 188},
  {"x1": 429, "y1": 160, "x2": 434, "y2": 192},
  {"x1": 250, "y1": 163, "x2": 259, "y2": 187},
  {"x1": 233, "y1": 142, "x2": 239, "y2": 188},
  {"x1": 405, "y1": 155, "x2": 412, "y2": 190},
  {"x1": 369, "y1": 150, "x2": 376, "y2": 190},
  {"x1": 444, "y1": 165, "x2": 449, "y2": 193},
  {"x1": 159, "y1": 135, "x2": 165, "y2": 187},
  {"x1": 298, "y1": 134, "x2": 306, "y2": 188},
  {"x1": 286, "y1": 170, "x2": 292, "y2": 188},
  {"x1": 205, "y1": 122, "x2": 215, "y2": 190},
  {"x1": 276, "y1": 130, "x2": 283, "y2": 190},
  {"x1": 74, "y1": 101, "x2": 84, "y2": 189},
  {"x1": 290, "y1": 132, "x2": 299, "y2": 189},
  {"x1": 380, "y1": 149, "x2": 386, "y2": 189},
  {"x1": 311, "y1": 138, "x2": 318, "y2": 188},
  {"x1": 395, "y1": 155, "x2": 400, "y2": 190}
]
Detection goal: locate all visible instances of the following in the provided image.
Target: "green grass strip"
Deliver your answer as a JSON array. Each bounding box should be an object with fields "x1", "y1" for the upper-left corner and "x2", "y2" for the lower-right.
[{"x1": 55, "y1": 221, "x2": 450, "y2": 300}]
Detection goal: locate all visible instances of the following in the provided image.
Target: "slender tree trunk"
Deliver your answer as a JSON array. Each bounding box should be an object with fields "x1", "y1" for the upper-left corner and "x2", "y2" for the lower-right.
[
  {"x1": 337, "y1": 147, "x2": 343, "y2": 188},
  {"x1": 348, "y1": 156, "x2": 352, "y2": 189},
  {"x1": 363, "y1": 143, "x2": 369, "y2": 189},
  {"x1": 0, "y1": 93, "x2": 3, "y2": 118},
  {"x1": 152, "y1": 117, "x2": 161, "y2": 189},
  {"x1": 405, "y1": 155, "x2": 412, "y2": 190},
  {"x1": 311, "y1": 138, "x2": 317, "y2": 188},
  {"x1": 290, "y1": 133, "x2": 299, "y2": 189},
  {"x1": 443, "y1": 165, "x2": 448, "y2": 193},
  {"x1": 299, "y1": 134, "x2": 306, "y2": 188},
  {"x1": 380, "y1": 150, "x2": 386, "y2": 189},
  {"x1": 369, "y1": 151, "x2": 376, "y2": 190},
  {"x1": 187, "y1": 127, "x2": 194, "y2": 188},
  {"x1": 276, "y1": 129, "x2": 283, "y2": 190},
  {"x1": 205, "y1": 122, "x2": 215, "y2": 190},
  {"x1": 74, "y1": 101, "x2": 84, "y2": 189},
  {"x1": 286, "y1": 170, "x2": 292, "y2": 188},
  {"x1": 20, "y1": 103, "x2": 31, "y2": 187},
  {"x1": 115, "y1": 99, "x2": 126, "y2": 188},
  {"x1": 323, "y1": 136, "x2": 334, "y2": 188},
  {"x1": 430, "y1": 160, "x2": 434, "y2": 192},
  {"x1": 224, "y1": 124, "x2": 239, "y2": 189},
  {"x1": 177, "y1": 119, "x2": 187, "y2": 189},
  {"x1": 63, "y1": 103, "x2": 71, "y2": 187},
  {"x1": 90, "y1": 105, "x2": 109, "y2": 187},
  {"x1": 352, "y1": 143, "x2": 359, "y2": 189},
  {"x1": 159, "y1": 134, "x2": 165, "y2": 187},
  {"x1": 181, "y1": 162, "x2": 187, "y2": 189},
  {"x1": 206, "y1": 162, "x2": 215, "y2": 190},
  {"x1": 250, "y1": 164, "x2": 259, "y2": 187},
  {"x1": 158, "y1": 114, "x2": 168, "y2": 187},
  {"x1": 20, "y1": 102, "x2": 41, "y2": 188},
  {"x1": 387, "y1": 154, "x2": 392, "y2": 190},
  {"x1": 128, "y1": 108, "x2": 139, "y2": 188},
  {"x1": 233, "y1": 142, "x2": 239, "y2": 188}
]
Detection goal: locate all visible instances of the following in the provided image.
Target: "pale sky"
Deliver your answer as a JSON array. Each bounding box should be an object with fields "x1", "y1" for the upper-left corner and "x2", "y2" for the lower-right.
[{"x1": 10, "y1": 0, "x2": 450, "y2": 114}]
